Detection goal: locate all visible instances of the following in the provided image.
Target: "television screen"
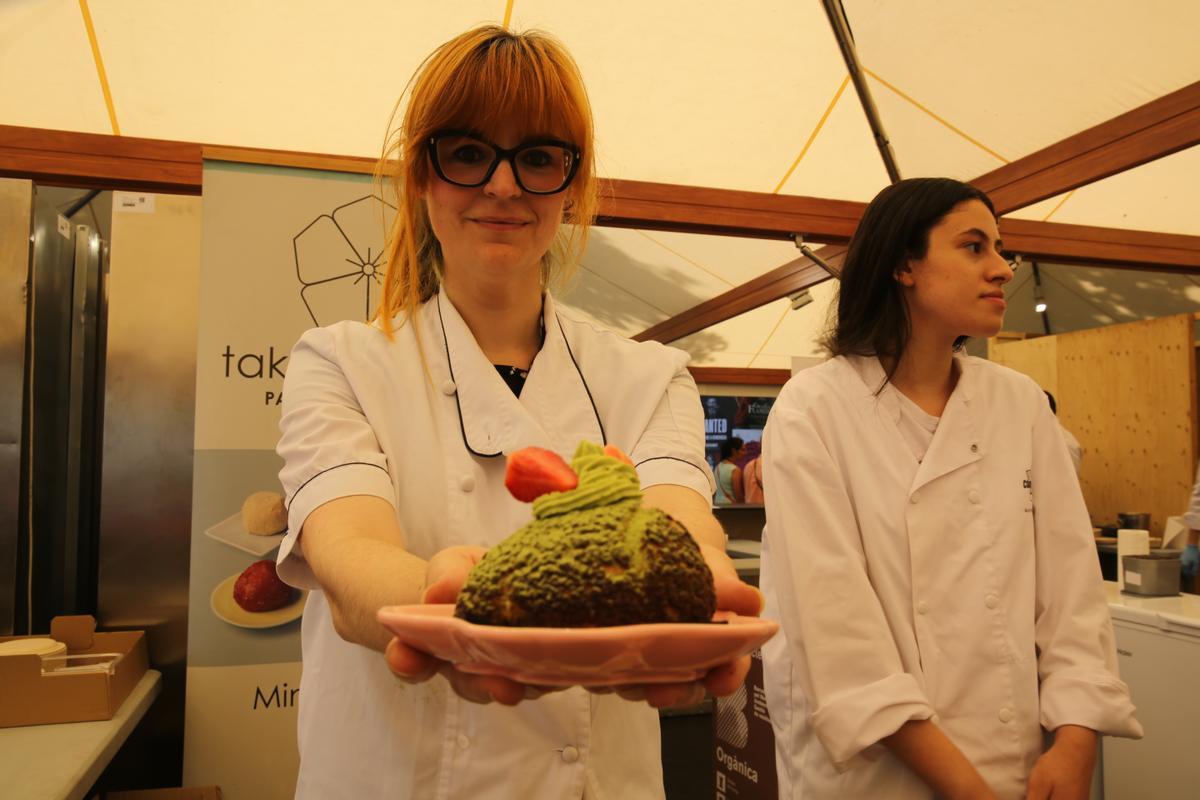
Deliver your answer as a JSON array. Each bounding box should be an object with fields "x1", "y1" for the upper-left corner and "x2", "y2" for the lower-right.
[{"x1": 702, "y1": 395, "x2": 775, "y2": 504}]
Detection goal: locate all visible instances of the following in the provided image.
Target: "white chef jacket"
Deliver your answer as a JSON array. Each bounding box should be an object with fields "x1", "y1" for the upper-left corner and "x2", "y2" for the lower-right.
[
  {"x1": 759, "y1": 354, "x2": 1141, "y2": 800},
  {"x1": 1183, "y1": 459, "x2": 1200, "y2": 529},
  {"x1": 275, "y1": 291, "x2": 714, "y2": 800},
  {"x1": 1060, "y1": 426, "x2": 1083, "y2": 476}
]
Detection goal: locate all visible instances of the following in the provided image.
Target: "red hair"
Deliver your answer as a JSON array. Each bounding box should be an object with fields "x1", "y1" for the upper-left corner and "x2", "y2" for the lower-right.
[{"x1": 375, "y1": 25, "x2": 598, "y2": 336}]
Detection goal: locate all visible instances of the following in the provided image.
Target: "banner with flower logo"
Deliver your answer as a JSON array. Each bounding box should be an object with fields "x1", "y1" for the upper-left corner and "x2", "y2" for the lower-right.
[{"x1": 185, "y1": 161, "x2": 393, "y2": 798}]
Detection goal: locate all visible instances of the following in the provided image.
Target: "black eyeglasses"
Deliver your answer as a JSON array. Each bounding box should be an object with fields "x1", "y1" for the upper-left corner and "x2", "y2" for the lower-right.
[{"x1": 427, "y1": 130, "x2": 581, "y2": 195}]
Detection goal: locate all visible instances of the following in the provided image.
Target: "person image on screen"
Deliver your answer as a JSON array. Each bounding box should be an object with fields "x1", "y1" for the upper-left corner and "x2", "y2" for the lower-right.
[{"x1": 714, "y1": 436, "x2": 745, "y2": 505}]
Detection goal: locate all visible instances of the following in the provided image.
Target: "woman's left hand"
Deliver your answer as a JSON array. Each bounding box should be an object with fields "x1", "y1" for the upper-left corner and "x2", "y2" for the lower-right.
[
  {"x1": 594, "y1": 542, "x2": 763, "y2": 708},
  {"x1": 1025, "y1": 725, "x2": 1096, "y2": 800}
]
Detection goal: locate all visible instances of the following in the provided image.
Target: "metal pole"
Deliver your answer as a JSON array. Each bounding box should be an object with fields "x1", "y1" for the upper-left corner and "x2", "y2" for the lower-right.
[
  {"x1": 820, "y1": 0, "x2": 902, "y2": 184},
  {"x1": 793, "y1": 234, "x2": 842, "y2": 279}
]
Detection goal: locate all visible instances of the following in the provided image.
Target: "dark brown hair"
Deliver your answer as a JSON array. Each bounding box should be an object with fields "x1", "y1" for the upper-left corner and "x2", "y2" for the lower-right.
[{"x1": 823, "y1": 178, "x2": 996, "y2": 379}]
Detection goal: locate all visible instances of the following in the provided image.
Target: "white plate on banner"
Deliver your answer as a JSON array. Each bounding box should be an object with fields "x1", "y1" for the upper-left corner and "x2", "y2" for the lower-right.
[
  {"x1": 211, "y1": 573, "x2": 307, "y2": 629},
  {"x1": 203, "y1": 511, "x2": 285, "y2": 556}
]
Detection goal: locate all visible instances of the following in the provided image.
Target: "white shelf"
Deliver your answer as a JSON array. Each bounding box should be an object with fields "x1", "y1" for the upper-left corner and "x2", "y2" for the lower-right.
[{"x1": 0, "y1": 669, "x2": 162, "y2": 800}]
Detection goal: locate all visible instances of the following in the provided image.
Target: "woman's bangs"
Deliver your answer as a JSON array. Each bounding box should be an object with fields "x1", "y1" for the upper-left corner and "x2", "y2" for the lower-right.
[{"x1": 436, "y1": 47, "x2": 584, "y2": 148}]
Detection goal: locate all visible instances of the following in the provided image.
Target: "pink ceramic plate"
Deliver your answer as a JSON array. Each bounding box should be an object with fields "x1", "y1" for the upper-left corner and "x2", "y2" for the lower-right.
[{"x1": 377, "y1": 605, "x2": 779, "y2": 687}]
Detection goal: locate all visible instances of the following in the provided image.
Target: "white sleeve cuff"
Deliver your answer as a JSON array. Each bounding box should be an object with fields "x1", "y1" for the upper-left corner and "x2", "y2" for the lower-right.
[
  {"x1": 1040, "y1": 671, "x2": 1144, "y2": 739},
  {"x1": 810, "y1": 672, "x2": 935, "y2": 768},
  {"x1": 276, "y1": 462, "x2": 396, "y2": 589},
  {"x1": 636, "y1": 455, "x2": 715, "y2": 499}
]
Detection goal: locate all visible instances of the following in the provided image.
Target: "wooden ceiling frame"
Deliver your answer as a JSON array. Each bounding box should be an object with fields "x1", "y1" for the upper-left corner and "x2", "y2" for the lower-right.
[
  {"x1": 635, "y1": 249, "x2": 844, "y2": 343},
  {"x1": 0, "y1": 125, "x2": 201, "y2": 194},
  {"x1": 632, "y1": 82, "x2": 1200, "y2": 343},
  {"x1": 0, "y1": 125, "x2": 863, "y2": 243},
  {"x1": 595, "y1": 178, "x2": 863, "y2": 242},
  {"x1": 688, "y1": 367, "x2": 791, "y2": 386},
  {"x1": 2, "y1": 115, "x2": 1198, "y2": 354},
  {"x1": 973, "y1": 80, "x2": 1200, "y2": 215}
]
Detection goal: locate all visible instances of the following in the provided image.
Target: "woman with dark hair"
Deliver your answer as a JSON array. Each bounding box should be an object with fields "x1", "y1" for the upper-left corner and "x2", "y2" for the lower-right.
[
  {"x1": 714, "y1": 436, "x2": 745, "y2": 504},
  {"x1": 759, "y1": 178, "x2": 1141, "y2": 799}
]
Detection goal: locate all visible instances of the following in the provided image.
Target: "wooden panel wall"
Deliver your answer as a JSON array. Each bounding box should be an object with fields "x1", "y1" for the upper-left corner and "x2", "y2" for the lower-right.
[
  {"x1": 996, "y1": 314, "x2": 1196, "y2": 537},
  {"x1": 988, "y1": 335, "x2": 1059, "y2": 400},
  {"x1": 1057, "y1": 315, "x2": 1195, "y2": 538}
]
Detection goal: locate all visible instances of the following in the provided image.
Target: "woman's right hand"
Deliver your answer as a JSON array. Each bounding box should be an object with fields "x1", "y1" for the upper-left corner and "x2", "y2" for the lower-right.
[{"x1": 383, "y1": 545, "x2": 537, "y2": 705}]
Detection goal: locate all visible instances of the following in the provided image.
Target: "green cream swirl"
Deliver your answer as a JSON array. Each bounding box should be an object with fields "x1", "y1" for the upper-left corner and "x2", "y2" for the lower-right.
[{"x1": 531, "y1": 441, "x2": 641, "y2": 519}]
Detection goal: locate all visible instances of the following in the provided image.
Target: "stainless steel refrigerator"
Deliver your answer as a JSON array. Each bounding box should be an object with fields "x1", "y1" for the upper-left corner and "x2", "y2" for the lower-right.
[
  {"x1": 2, "y1": 179, "x2": 107, "y2": 636},
  {"x1": 1, "y1": 178, "x2": 193, "y2": 788}
]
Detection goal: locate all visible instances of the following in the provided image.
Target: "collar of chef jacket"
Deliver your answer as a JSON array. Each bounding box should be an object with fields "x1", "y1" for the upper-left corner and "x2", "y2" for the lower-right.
[
  {"x1": 431, "y1": 290, "x2": 605, "y2": 459},
  {"x1": 846, "y1": 353, "x2": 984, "y2": 496}
]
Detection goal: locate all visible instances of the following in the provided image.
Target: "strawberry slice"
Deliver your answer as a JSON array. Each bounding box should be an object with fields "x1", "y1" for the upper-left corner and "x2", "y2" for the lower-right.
[
  {"x1": 603, "y1": 444, "x2": 634, "y2": 466},
  {"x1": 505, "y1": 447, "x2": 579, "y2": 502}
]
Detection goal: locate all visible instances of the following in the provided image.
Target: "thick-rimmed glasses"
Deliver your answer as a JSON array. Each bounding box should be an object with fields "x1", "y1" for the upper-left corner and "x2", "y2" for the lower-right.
[{"x1": 427, "y1": 130, "x2": 581, "y2": 195}]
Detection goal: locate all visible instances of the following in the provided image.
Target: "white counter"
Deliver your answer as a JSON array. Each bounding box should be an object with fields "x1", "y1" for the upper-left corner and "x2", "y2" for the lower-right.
[
  {"x1": 1102, "y1": 583, "x2": 1199, "y2": 800},
  {"x1": 0, "y1": 669, "x2": 162, "y2": 800},
  {"x1": 1103, "y1": 580, "x2": 1200, "y2": 630}
]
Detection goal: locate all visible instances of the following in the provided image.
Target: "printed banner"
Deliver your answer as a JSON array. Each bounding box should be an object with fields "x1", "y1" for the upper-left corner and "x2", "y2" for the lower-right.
[
  {"x1": 184, "y1": 161, "x2": 393, "y2": 798},
  {"x1": 713, "y1": 649, "x2": 778, "y2": 799}
]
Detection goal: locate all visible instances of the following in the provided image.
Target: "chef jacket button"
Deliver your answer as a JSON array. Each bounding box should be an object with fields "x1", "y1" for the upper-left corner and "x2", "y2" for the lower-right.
[
  {"x1": 459, "y1": 475, "x2": 476, "y2": 493},
  {"x1": 916, "y1": 601, "x2": 930, "y2": 615},
  {"x1": 560, "y1": 745, "x2": 580, "y2": 763},
  {"x1": 910, "y1": 492, "x2": 920, "y2": 504},
  {"x1": 457, "y1": 734, "x2": 470, "y2": 749},
  {"x1": 970, "y1": 443, "x2": 979, "y2": 453},
  {"x1": 931, "y1": 713, "x2": 941, "y2": 724},
  {"x1": 984, "y1": 593, "x2": 1000, "y2": 609},
  {"x1": 998, "y1": 707, "x2": 1014, "y2": 723},
  {"x1": 968, "y1": 489, "x2": 981, "y2": 505},
  {"x1": 441, "y1": 380, "x2": 457, "y2": 396}
]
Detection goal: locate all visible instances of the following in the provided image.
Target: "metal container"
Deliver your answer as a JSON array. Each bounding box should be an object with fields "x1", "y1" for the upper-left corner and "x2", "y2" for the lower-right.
[
  {"x1": 1121, "y1": 553, "x2": 1181, "y2": 597},
  {"x1": 1117, "y1": 512, "x2": 1151, "y2": 531}
]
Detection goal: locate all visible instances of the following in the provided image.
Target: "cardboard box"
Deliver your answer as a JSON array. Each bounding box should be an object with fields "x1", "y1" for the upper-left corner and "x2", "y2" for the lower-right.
[
  {"x1": 104, "y1": 788, "x2": 223, "y2": 800},
  {"x1": 0, "y1": 615, "x2": 149, "y2": 728}
]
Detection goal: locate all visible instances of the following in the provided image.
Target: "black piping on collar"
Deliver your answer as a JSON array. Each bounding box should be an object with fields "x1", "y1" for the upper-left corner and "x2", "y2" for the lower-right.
[
  {"x1": 435, "y1": 291, "x2": 606, "y2": 460},
  {"x1": 556, "y1": 310, "x2": 607, "y2": 447},
  {"x1": 437, "y1": 292, "x2": 502, "y2": 458}
]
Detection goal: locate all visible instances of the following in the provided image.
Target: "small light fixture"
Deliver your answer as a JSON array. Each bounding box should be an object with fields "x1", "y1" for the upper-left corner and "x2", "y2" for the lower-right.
[
  {"x1": 1035, "y1": 301, "x2": 1047, "y2": 313},
  {"x1": 788, "y1": 289, "x2": 814, "y2": 310}
]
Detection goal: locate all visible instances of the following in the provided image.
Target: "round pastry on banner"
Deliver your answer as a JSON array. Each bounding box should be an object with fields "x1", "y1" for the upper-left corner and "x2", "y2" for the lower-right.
[
  {"x1": 242, "y1": 490, "x2": 286, "y2": 536},
  {"x1": 234, "y1": 560, "x2": 294, "y2": 612},
  {"x1": 455, "y1": 441, "x2": 717, "y2": 627}
]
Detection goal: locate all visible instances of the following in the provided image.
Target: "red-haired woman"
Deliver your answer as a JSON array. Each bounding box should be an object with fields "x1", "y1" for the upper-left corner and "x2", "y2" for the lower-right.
[{"x1": 274, "y1": 25, "x2": 760, "y2": 800}]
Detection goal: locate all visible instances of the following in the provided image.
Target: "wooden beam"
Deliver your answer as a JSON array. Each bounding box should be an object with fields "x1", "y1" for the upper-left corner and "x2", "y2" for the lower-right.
[
  {"x1": 0, "y1": 126, "x2": 869, "y2": 241},
  {"x1": 202, "y1": 145, "x2": 379, "y2": 176},
  {"x1": 4, "y1": 124, "x2": 1197, "y2": 286},
  {"x1": 598, "y1": 178, "x2": 864, "y2": 241},
  {"x1": 634, "y1": 246, "x2": 845, "y2": 343},
  {"x1": 636, "y1": 218, "x2": 1200, "y2": 343},
  {"x1": 1000, "y1": 217, "x2": 1200, "y2": 273},
  {"x1": 0, "y1": 124, "x2": 201, "y2": 194},
  {"x1": 973, "y1": 81, "x2": 1200, "y2": 214},
  {"x1": 688, "y1": 367, "x2": 791, "y2": 386}
]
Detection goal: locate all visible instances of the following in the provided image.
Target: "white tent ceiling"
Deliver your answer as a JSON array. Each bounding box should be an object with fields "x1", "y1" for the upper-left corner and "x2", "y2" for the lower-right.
[{"x1": 4, "y1": 1, "x2": 1199, "y2": 368}]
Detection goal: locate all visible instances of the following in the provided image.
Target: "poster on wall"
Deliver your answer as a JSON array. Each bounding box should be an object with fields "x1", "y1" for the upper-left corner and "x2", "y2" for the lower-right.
[{"x1": 184, "y1": 161, "x2": 393, "y2": 798}]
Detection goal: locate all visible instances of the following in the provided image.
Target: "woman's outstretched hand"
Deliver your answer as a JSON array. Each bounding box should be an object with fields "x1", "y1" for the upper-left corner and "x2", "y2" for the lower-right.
[
  {"x1": 383, "y1": 545, "x2": 532, "y2": 705},
  {"x1": 381, "y1": 540, "x2": 764, "y2": 709}
]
